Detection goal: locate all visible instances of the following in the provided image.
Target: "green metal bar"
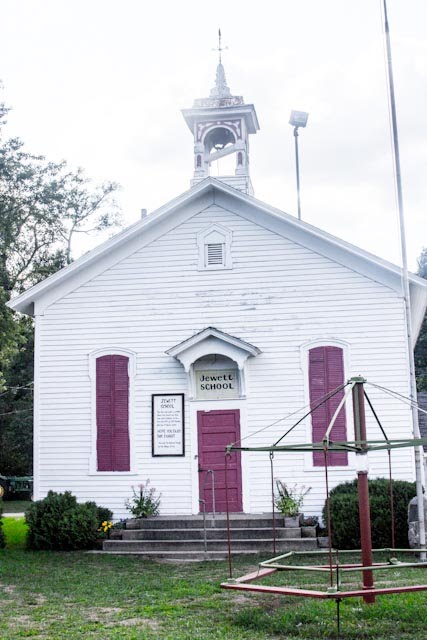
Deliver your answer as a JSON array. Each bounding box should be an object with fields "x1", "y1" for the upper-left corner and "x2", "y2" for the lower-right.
[
  {"x1": 323, "y1": 382, "x2": 355, "y2": 446},
  {"x1": 229, "y1": 437, "x2": 427, "y2": 454},
  {"x1": 273, "y1": 383, "x2": 349, "y2": 447},
  {"x1": 259, "y1": 559, "x2": 427, "y2": 574},
  {"x1": 260, "y1": 562, "x2": 336, "y2": 573}
]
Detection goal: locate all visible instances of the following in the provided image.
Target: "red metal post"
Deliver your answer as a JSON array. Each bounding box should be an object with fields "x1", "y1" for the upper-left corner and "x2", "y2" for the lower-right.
[{"x1": 352, "y1": 378, "x2": 375, "y2": 604}]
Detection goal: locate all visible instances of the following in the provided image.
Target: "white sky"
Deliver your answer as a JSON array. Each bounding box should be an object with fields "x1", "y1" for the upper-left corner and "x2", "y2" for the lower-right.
[{"x1": 1, "y1": 0, "x2": 426, "y2": 271}]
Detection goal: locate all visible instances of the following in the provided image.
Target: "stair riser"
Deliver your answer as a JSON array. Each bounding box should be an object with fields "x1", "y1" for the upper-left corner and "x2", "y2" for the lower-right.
[
  {"x1": 122, "y1": 528, "x2": 301, "y2": 541},
  {"x1": 101, "y1": 551, "x2": 277, "y2": 560},
  {"x1": 103, "y1": 539, "x2": 318, "y2": 552},
  {"x1": 126, "y1": 517, "x2": 283, "y2": 530}
]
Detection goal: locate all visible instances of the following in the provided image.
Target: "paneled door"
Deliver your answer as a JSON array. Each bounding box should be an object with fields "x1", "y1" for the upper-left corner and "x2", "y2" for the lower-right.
[{"x1": 197, "y1": 409, "x2": 242, "y2": 513}]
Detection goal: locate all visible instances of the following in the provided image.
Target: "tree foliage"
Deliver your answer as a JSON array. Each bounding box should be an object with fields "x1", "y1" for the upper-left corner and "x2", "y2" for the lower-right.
[
  {"x1": 0, "y1": 97, "x2": 121, "y2": 475},
  {"x1": 415, "y1": 247, "x2": 427, "y2": 391}
]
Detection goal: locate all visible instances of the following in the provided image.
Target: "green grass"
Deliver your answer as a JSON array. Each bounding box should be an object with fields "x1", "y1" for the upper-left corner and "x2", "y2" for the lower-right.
[
  {"x1": 0, "y1": 550, "x2": 427, "y2": 638},
  {"x1": 0, "y1": 500, "x2": 32, "y2": 514},
  {"x1": 2, "y1": 516, "x2": 28, "y2": 549}
]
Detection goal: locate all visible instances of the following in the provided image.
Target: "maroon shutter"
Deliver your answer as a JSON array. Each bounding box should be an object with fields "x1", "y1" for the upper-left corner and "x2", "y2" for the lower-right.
[
  {"x1": 309, "y1": 346, "x2": 348, "y2": 467},
  {"x1": 111, "y1": 355, "x2": 130, "y2": 471},
  {"x1": 96, "y1": 355, "x2": 130, "y2": 471}
]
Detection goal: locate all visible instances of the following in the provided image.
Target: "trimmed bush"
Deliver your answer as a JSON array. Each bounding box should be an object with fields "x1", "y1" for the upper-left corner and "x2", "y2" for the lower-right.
[
  {"x1": 0, "y1": 505, "x2": 5, "y2": 549},
  {"x1": 322, "y1": 478, "x2": 416, "y2": 550},
  {"x1": 26, "y1": 491, "x2": 100, "y2": 551},
  {"x1": 86, "y1": 503, "x2": 113, "y2": 529}
]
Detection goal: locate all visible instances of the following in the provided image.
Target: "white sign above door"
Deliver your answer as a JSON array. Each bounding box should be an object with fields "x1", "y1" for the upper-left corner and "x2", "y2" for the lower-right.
[{"x1": 196, "y1": 369, "x2": 239, "y2": 399}]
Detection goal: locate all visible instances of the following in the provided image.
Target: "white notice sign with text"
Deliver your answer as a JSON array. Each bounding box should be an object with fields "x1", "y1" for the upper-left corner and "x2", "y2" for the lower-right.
[{"x1": 152, "y1": 394, "x2": 185, "y2": 456}]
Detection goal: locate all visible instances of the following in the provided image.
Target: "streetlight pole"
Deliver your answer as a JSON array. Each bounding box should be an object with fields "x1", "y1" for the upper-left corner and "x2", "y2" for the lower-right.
[
  {"x1": 293, "y1": 126, "x2": 302, "y2": 220},
  {"x1": 289, "y1": 110, "x2": 309, "y2": 221}
]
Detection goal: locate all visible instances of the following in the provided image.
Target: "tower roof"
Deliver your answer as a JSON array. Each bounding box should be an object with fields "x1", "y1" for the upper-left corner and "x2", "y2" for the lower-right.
[
  {"x1": 191, "y1": 60, "x2": 245, "y2": 109},
  {"x1": 182, "y1": 58, "x2": 259, "y2": 133}
]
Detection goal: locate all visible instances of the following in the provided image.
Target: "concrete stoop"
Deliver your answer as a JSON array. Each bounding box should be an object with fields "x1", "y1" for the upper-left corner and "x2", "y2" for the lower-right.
[{"x1": 102, "y1": 514, "x2": 321, "y2": 560}]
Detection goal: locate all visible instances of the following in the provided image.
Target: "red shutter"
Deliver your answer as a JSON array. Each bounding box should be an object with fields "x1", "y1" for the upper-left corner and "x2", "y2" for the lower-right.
[
  {"x1": 96, "y1": 355, "x2": 130, "y2": 471},
  {"x1": 111, "y1": 355, "x2": 130, "y2": 471},
  {"x1": 309, "y1": 346, "x2": 348, "y2": 467}
]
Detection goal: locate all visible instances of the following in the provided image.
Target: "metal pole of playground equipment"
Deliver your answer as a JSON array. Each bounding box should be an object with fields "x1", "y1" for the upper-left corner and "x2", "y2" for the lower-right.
[
  {"x1": 352, "y1": 378, "x2": 375, "y2": 604},
  {"x1": 382, "y1": 0, "x2": 426, "y2": 556}
]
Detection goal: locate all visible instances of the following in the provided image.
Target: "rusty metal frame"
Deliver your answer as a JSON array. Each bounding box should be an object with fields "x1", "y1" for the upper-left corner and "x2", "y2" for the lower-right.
[{"x1": 221, "y1": 548, "x2": 427, "y2": 600}]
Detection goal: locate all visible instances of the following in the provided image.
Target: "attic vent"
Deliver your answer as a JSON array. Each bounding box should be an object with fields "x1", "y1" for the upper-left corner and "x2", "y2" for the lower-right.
[
  {"x1": 206, "y1": 243, "x2": 224, "y2": 266},
  {"x1": 197, "y1": 223, "x2": 232, "y2": 271}
]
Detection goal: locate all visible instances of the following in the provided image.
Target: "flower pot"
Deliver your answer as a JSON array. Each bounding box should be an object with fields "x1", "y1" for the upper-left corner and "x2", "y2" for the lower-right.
[
  {"x1": 284, "y1": 514, "x2": 301, "y2": 528},
  {"x1": 317, "y1": 536, "x2": 330, "y2": 548}
]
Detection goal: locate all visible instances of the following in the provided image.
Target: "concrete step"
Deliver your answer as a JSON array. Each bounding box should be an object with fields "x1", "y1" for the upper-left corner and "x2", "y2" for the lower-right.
[
  {"x1": 126, "y1": 514, "x2": 291, "y2": 530},
  {"x1": 122, "y1": 526, "x2": 303, "y2": 541},
  {"x1": 94, "y1": 549, "x2": 276, "y2": 561},
  {"x1": 103, "y1": 537, "x2": 318, "y2": 553}
]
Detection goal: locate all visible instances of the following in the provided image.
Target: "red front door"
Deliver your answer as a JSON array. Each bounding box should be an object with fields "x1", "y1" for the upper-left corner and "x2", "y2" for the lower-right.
[{"x1": 197, "y1": 409, "x2": 243, "y2": 513}]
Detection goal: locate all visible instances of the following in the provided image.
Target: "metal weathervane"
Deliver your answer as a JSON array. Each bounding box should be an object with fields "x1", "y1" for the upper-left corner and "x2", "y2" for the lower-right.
[{"x1": 213, "y1": 28, "x2": 228, "y2": 64}]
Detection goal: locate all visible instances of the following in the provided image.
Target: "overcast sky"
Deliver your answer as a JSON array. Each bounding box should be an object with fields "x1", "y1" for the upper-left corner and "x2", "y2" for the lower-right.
[{"x1": 1, "y1": 0, "x2": 426, "y2": 271}]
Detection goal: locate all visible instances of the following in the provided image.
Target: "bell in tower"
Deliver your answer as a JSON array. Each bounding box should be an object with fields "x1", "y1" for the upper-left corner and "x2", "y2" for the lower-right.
[{"x1": 182, "y1": 31, "x2": 259, "y2": 195}]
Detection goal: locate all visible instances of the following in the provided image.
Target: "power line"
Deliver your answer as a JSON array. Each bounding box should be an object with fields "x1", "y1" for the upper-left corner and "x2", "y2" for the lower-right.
[{"x1": 0, "y1": 383, "x2": 34, "y2": 398}]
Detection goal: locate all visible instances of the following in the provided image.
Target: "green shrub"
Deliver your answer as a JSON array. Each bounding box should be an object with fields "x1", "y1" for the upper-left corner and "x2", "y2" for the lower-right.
[
  {"x1": 85, "y1": 503, "x2": 113, "y2": 529},
  {"x1": 0, "y1": 505, "x2": 5, "y2": 549},
  {"x1": 25, "y1": 491, "x2": 99, "y2": 551},
  {"x1": 322, "y1": 478, "x2": 416, "y2": 550}
]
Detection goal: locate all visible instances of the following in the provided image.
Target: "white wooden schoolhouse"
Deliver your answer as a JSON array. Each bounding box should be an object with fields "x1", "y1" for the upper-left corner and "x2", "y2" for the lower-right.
[{"x1": 8, "y1": 62, "x2": 427, "y2": 520}]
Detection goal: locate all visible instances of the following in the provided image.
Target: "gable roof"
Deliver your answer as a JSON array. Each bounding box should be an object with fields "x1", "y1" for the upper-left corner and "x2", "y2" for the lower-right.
[{"x1": 7, "y1": 177, "x2": 427, "y2": 340}]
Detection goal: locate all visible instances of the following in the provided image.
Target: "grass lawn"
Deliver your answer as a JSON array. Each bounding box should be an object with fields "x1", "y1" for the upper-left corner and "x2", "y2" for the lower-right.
[
  {"x1": 1, "y1": 548, "x2": 427, "y2": 639},
  {"x1": 2, "y1": 517, "x2": 28, "y2": 549}
]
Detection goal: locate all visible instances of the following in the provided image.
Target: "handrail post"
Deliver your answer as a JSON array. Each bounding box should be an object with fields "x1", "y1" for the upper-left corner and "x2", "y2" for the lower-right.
[
  {"x1": 198, "y1": 498, "x2": 207, "y2": 553},
  {"x1": 210, "y1": 469, "x2": 216, "y2": 526}
]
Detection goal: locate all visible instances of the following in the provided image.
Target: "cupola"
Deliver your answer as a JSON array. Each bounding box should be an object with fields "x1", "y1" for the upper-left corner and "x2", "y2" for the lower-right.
[{"x1": 182, "y1": 31, "x2": 260, "y2": 195}]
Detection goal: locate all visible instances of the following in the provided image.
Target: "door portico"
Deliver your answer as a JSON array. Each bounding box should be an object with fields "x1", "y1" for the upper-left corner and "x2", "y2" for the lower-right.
[{"x1": 166, "y1": 326, "x2": 260, "y2": 515}]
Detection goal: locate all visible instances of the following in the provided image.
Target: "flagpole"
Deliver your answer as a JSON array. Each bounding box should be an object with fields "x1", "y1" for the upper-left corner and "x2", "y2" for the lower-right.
[{"x1": 382, "y1": 0, "x2": 426, "y2": 555}]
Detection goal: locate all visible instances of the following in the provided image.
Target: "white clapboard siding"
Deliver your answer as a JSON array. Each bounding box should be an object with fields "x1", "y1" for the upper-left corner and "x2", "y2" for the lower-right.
[{"x1": 35, "y1": 203, "x2": 415, "y2": 519}]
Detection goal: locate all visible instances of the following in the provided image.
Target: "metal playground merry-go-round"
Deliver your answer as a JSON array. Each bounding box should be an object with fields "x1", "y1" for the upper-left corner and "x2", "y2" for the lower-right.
[{"x1": 220, "y1": 377, "x2": 427, "y2": 634}]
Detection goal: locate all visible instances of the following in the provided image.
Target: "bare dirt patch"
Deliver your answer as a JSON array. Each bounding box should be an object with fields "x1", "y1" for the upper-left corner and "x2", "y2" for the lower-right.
[
  {"x1": 85, "y1": 606, "x2": 123, "y2": 621},
  {"x1": 116, "y1": 617, "x2": 160, "y2": 629},
  {"x1": 0, "y1": 583, "x2": 17, "y2": 594}
]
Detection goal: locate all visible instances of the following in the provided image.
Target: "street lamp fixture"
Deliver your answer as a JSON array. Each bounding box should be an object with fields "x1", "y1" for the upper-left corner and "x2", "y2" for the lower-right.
[{"x1": 289, "y1": 110, "x2": 309, "y2": 220}]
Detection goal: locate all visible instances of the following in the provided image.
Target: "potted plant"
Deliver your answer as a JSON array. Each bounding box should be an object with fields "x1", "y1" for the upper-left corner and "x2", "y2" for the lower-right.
[{"x1": 275, "y1": 480, "x2": 311, "y2": 527}]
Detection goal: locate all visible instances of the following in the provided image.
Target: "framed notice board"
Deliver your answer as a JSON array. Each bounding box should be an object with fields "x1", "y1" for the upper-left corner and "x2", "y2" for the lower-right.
[{"x1": 152, "y1": 394, "x2": 185, "y2": 457}]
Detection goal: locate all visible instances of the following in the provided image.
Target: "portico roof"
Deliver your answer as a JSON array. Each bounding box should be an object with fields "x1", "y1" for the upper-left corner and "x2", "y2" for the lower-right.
[{"x1": 166, "y1": 327, "x2": 261, "y2": 372}]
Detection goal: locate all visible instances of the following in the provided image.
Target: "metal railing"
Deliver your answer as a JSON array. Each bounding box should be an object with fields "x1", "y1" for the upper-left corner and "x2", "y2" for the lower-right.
[{"x1": 198, "y1": 469, "x2": 216, "y2": 553}]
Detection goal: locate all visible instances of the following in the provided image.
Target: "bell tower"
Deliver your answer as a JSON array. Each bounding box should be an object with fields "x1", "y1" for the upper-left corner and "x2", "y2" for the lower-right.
[{"x1": 182, "y1": 31, "x2": 259, "y2": 195}]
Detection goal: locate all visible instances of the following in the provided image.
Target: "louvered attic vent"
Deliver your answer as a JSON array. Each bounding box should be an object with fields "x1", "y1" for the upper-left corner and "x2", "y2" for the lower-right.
[
  {"x1": 206, "y1": 243, "x2": 224, "y2": 266},
  {"x1": 197, "y1": 224, "x2": 232, "y2": 270}
]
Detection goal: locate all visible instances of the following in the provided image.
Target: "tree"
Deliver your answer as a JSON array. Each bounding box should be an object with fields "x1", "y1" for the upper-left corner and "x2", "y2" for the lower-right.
[
  {"x1": 0, "y1": 97, "x2": 121, "y2": 475},
  {"x1": 415, "y1": 248, "x2": 427, "y2": 391}
]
